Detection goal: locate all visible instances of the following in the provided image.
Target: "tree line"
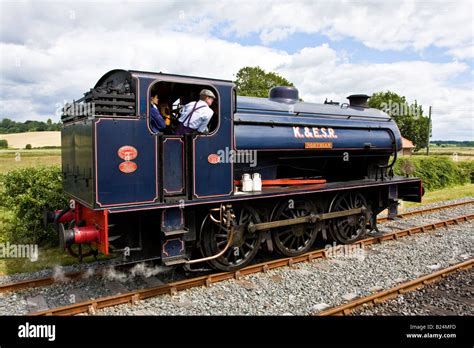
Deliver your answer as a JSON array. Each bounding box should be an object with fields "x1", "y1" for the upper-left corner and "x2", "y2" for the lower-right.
[
  {"x1": 430, "y1": 141, "x2": 474, "y2": 147},
  {"x1": 0, "y1": 118, "x2": 60, "y2": 134}
]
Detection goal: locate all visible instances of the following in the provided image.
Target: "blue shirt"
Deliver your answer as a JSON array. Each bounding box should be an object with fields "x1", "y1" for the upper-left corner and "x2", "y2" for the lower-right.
[
  {"x1": 178, "y1": 100, "x2": 214, "y2": 133},
  {"x1": 150, "y1": 104, "x2": 166, "y2": 133}
]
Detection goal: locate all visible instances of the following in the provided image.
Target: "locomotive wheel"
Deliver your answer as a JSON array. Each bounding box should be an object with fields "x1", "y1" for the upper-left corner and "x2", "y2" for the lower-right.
[
  {"x1": 201, "y1": 206, "x2": 263, "y2": 271},
  {"x1": 328, "y1": 192, "x2": 368, "y2": 244},
  {"x1": 270, "y1": 199, "x2": 321, "y2": 256}
]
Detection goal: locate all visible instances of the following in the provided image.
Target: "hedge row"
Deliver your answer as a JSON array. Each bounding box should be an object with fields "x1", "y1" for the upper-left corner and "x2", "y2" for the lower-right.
[
  {"x1": 0, "y1": 166, "x2": 67, "y2": 245},
  {"x1": 393, "y1": 156, "x2": 474, "y2": 191}
]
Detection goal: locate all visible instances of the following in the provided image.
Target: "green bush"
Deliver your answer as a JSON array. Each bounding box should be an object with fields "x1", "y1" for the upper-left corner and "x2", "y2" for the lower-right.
[
  {"x1": 25, "y1": 144, "x2": 32, "y2": 150},
  {"x1": 457, "y1": 160, "x2": 474, "y2": 184},
  {"x1": 394, "y1": 156, "x2": 473, "y2": 191},
  {"x1": 0, "y1": 139, "x2": 7, "y2": 148},
  {"x1": 0, "y1": 166, "x2": 67, "y2": 245}
]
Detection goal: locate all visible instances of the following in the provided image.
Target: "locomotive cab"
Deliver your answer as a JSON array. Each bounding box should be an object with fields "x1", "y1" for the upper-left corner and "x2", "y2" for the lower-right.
[
  {"x1": 61, "y1": 69, "x2": 234, "y2": 207},
  {"x1": 58, "y1": 69, "x2": 235, "y2": 261},
  {"x1": 148, "y1": 81, "x2": 220, "y2": 135}
]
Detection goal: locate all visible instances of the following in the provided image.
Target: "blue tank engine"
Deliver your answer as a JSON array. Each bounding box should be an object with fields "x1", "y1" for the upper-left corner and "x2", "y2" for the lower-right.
[{"x1": 45, "y1": 69, "x2": 423, "y2": 271}]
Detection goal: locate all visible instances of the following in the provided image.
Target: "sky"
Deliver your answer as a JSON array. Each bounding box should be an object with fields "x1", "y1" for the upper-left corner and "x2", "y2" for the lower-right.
[{"x1": 0, "y1": 0, "x2": 472, "y2": 140}]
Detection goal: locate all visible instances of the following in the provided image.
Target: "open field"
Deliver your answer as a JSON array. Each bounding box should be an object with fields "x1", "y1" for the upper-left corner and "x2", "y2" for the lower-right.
[
  {"x1": 0, "y1": 131, "x2": 60, "y2": 149},
  {"x1": 0, "y1": 149, "x2": 61, "y2": 173},
  {"x1": 413, "y1": 146, "x2": 474, "y2": 161}
]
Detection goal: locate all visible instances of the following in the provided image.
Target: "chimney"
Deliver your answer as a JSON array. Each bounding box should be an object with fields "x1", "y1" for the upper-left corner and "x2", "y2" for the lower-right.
[
  {"x1": 347, "y1": 94, "x2": 370, "y2": 108},
  {"x1": 269, "y1": 86, "x2": 299, "y2": 103}
]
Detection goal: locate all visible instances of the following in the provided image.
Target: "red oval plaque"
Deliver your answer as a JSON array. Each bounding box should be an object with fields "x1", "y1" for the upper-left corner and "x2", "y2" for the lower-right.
[
  {"x1": 207, "y1": 154, "x2": 220, "y2": 164},
  {"x1": 119, "y1": 161, "x2": 137, "y2": 173},
  {"x1": 117, "y1": 146, "x2": 138, "y2": 161}
]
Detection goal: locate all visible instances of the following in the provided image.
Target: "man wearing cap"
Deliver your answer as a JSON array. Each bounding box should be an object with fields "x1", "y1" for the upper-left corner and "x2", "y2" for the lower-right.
[{"x1": 176, "y1": 89, "x2": 216, "y2": 135}]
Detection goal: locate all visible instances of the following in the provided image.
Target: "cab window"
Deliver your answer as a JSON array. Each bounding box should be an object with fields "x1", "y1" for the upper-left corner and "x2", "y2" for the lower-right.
[{"x1": 148, "y1": 81, "x2": 219, "y2": 135}]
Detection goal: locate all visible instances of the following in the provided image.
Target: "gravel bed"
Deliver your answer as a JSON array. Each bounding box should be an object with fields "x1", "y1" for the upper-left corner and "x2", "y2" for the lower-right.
[
  {"x1": 97, "y1": 220, "x2": 473, "y2": 316},
  {"x1": 352, "y1": 268, "x2": 473, "y2": 315},
  {"x1": 376, "y1": 202, "x2": 473, "y2": 234},
  {"x1": 376, "y1": 196, "x2": 474, "y2": 218},
  {"x1": 401, "y1": 196, "x2": 473, "y2": 213}
]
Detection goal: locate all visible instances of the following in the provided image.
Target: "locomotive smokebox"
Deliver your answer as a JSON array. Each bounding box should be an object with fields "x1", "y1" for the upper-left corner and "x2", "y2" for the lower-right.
[
  {"x1": 269, "y1": 86, "x2": 299, "y2": 103},
  {"x1": 347, "y1": 94, "x2": 370, "y2": 108}
]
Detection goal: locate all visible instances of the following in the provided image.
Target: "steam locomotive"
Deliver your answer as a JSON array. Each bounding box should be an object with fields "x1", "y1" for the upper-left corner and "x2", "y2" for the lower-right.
[{"x1": 45, "y1": 69, "x2": 423, "y2": 271}]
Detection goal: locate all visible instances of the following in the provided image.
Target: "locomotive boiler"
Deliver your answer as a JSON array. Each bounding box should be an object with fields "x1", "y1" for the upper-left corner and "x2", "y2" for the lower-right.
[
  {"x1": 45, "y1": 69, "x2": 423, "y2": 271},
  {"x1": 234, "y1": 86, "x2": 401, "y2": 183}
]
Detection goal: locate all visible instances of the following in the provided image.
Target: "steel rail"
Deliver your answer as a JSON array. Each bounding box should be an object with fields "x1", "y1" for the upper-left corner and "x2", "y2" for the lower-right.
[{"x1": 315, "y1": 258, "x2": 473, "y2": 316}]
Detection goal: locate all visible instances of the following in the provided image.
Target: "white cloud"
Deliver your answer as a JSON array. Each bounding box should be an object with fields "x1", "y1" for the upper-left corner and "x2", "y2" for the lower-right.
[
  {"x1": 209, "y1": 0, "x2": 473, "y2": 59},
  {"x1": 0, "y1": 0, "x2": 472, "y2": 140},
  {"x1": 2, "y1": 1, "x2": 472, "y2": 58},
  {"x1": 448, "y1": 46, "x2": 474, "y2": 60},
  {"x1": 0, "y1": 28, "x2": 290, "y2": 121}
]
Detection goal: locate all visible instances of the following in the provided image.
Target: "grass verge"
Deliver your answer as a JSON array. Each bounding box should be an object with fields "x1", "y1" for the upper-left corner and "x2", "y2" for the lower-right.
[{"x1": 403, "y1": 183, "x2": 474, "y2": 208}]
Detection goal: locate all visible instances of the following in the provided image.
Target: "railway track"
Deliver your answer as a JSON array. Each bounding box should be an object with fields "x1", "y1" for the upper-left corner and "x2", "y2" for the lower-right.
[
  {"x1": 29, "y1": 213, "x2": 473, "y2": 316},
  {"x1": 0, "y1": 259, "x2": 156, "y2": 294},
  {"x1": 2, "y1": 198, "x2": 472, "y2": 296},
  {"x1": 376, "y1": 199, "x2": 474, "y2": 222},
  {"x1": 315, "y1": 258, "x2": 473, "y2": 316}
]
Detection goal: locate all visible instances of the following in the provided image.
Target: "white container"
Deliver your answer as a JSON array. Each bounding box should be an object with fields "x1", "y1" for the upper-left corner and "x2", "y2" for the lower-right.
[
  {"x1": 242, "y1": 173, "x2": 253, "y2": 192},
  {"x1": 252, "y1": 173, "x2": 262, "y2": 191}
]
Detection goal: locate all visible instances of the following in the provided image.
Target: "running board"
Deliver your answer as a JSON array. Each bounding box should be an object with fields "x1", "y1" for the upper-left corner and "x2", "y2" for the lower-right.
[
  {"x1": 163, "y1": 228, "x2": 188, "y2": 237},
  {"x1": 163, "y1": 257, "x2": 189, "y2": 266}
]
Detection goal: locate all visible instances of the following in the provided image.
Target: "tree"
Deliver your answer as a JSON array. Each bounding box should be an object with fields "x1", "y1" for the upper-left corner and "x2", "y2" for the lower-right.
[
  {"x1": 1, "y1": 118, "x2": 13, "y2": 129},
  {"x1": 369, "y1": 91, "x2": 431, "y2": 151},
  {"x1": 235, "y1": 66, "x2": 295, "y2": 98},
  {"x1": 0, "y1": 118, "x2": 61, "y2": 134}
]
